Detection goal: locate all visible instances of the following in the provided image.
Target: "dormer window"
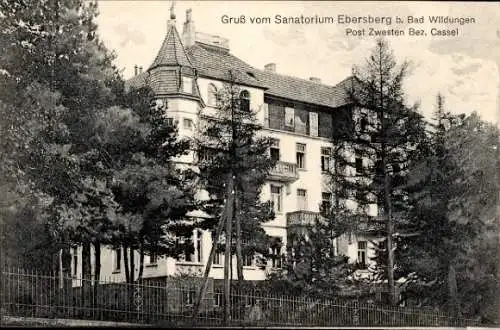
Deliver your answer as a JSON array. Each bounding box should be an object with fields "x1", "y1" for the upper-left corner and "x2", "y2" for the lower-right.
[
  {"x1": 207, "y1": 83, "x2": 217, "y2": 106},
  {"x1": 182, "y1": 76, "x2": 193, "y2": 94},
  {"x1": 239, "y1": 90, "x2": 250, "y2": 112}
]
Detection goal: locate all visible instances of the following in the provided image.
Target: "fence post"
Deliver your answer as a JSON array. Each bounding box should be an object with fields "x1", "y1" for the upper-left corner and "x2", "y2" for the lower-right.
[
  {"x1": 134, "y1": 281, "x2": 143, "y2": 322},
  {"x1": 353, "y1": 299, "x2": 359, "y2": 326}
]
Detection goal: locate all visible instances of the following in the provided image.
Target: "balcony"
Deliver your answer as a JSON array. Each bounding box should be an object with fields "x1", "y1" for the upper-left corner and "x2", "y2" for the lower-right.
[
  {"x1": 287, "y1": 211, "x2": 325, "y2": 227},
  {"x1": 268, "y1": 161, "x2": 299, "y2": 183}
]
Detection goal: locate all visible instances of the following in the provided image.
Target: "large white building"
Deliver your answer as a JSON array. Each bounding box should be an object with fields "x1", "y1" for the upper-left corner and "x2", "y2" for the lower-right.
[{"x1": 71, "y1": 9, "x2": 382, "y2": 285}]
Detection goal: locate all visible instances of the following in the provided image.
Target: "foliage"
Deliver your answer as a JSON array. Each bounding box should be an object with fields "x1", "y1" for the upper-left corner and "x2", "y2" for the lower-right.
[
  {"x1": 0, "y1": 0, "x2": 119, "y2": 271},
  {"x1": 196, "y1": 70, "x2": 276, "y2": 278},
  {"x1": 0, "y1": 0, "x2": 198, "y2": 283},
  {"x1": 340, "y1": 38, "x2": 426, "y2": 304},
  {"x1": 399, "y1": 98, "x2": 500, "y2": 320}
]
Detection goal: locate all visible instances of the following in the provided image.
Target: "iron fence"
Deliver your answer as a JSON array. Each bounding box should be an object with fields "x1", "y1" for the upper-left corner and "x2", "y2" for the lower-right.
[{"x1": 0, "y1": 267, "x2": 479, "y2": 327}]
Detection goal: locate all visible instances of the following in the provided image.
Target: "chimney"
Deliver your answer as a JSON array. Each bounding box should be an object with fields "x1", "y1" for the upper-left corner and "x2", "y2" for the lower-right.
[
  {"x1": 167, "y1": 2, "x2": 176, "y2": 28},
  {"x1": 264, "y1": 63, "x2": 276, "y2": 72},
  {"x1": 309, "y1": 77, "x2": 321, "y2": 83},
  {"x1": 134, "y1": 65, "x2": 138, "y2": 76},
  {"x1": 182, "y1": 8, "x2": 196, "y2": 47},
  {"x1": 139, "y1": 66, "x2": 143, "y2": 74}
]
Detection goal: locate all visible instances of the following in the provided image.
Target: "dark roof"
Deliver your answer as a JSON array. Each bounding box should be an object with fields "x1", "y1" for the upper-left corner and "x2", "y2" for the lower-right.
[
  {"x1": 254, "y1": 71, "x2": 354, "y2": 108},
  {"x1": 127, "y1": 26, "x2": 355, "y2": 109},
  {"x1": 126, "y1": 71, "x2": 148, "y2": 90},
  {"x1": 186, "y1": 43, "x2": 266, "y2": 89},
  {"x1": 186, "y1": 42, "x2": 354, "y2": 109},
  {"x1": 149, "y1": 24, "x2": 193, "y2": 70}
]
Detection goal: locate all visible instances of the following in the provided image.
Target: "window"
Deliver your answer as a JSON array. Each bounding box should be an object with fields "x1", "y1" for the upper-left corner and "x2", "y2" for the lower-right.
[
  {"x1": 113, "y1": 247, "x2": 121, "y2": 271},
  {"x1": 296, "y1": 143, "x2": 306, "y2": 169},
  {"x1": 321, "y1": 192, "x2": 332, "y2": 213},
  {"x1": 318, "y1": 112, "x2": 333, "y2": 138},
  {"x1": 294, "y1": 107, "x2": 309, "y2": 134},
  {"x1": 182, "y1": 76, "x2": 193, "y2": 94},
  {"x1": 271, "y1": 185, "x2": 282, "y2": 213},
  {"x1": 147, "y1": 252, "x2": 157, "y2": 265},
  {"x1": 297, "y1": 189, "x2": 308, "y2": 210},
  {"x1": 284, "y1": 107, "x2": 295, "y2": 128},
  {"x1": 355, "y1": 157, "x2": 363, "y2": 175},
  {"x1": 72, "y1": 248, "x2": 78, "y2": 276},
  {"x1": 243, "y1": 253, "x2": 254, "y2": 267},
  {"x1": 214, "y1": 291, "x2": 223, "y2": 307},
  {"x1": 270, "y1": 139, "x2": 280, "y2": 162},
  {"x1": 183, "y1": 290, "x2": 196, "y2": 305},
  {"x1": 166, "y1": 117, "x2": 174, "y2": 126},
  {"x1": 207, "y1": 83, "x2": 217, "y2": 106},
  {"x1": 183, "y1": 118, "x2": 193, "y2": 130},
  {"x1": 196, "y1": 230, "x2": 203, "y2": 263},
  {"x1": 379, "y1": 239, "x2": 387, "y2": 252},
  {"x1": 214, "y1": 249, "x2": 224, "y2": 265},
  {"x1": 178, "y1": 236, "x2": 195, "y2": 262},
  {"x1": 271, "y1": 247, "x2": 282, "y2": 268},
  {"x1": 321, "y1": 147, "x2": 331, "y2": 172},
  {"x1": 357, "y1": 241, "x2": 367, "y2": 269},
  {"x1": 239, "y1": 90, "x2": 250, "y2": 112},
  {"x1": 309, "y1": 112, "x2": 318, "y2": 137},
  {"x1": 360, "y1": 116, "x2": 369, "y2": 132}
]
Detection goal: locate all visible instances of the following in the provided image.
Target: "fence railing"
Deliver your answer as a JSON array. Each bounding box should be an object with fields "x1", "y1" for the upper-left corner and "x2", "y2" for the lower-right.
[{"x1": 0, "y1": 267, "x2": 479, "y2": 327}]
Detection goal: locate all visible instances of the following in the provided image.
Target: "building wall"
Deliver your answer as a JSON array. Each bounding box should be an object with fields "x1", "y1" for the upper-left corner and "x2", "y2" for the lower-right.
[{"x1": 72, "y1": 73, "x2": 382, "y2": 284}]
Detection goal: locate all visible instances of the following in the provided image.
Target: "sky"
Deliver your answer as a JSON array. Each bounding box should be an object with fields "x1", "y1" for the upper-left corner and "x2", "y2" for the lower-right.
[{"x1": 95, "y1": 1, "x2": 500, "y2": 124}]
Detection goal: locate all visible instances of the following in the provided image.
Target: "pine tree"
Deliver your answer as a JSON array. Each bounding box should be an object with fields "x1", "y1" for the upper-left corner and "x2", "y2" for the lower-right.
[
  {"x1": 401, "y1": 95, "x2": 499, "y2": 318},
  {"x1": 196, "y1": 70, "x2": 276, "y2": 285},
  {"x1": 344, "y1": 38, "x2": 426, "y2": 305}
]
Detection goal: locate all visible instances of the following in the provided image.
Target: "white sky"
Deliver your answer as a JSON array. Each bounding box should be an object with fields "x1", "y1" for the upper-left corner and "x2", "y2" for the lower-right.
[{"x1": 95, "y1": 1, "x2": 500, "y2": 124}]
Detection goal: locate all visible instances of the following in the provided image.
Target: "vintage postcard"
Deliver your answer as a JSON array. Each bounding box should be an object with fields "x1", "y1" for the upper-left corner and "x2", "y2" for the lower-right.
[{"x1": 1, "y1": 0, "x2": 498, "y2": 328}]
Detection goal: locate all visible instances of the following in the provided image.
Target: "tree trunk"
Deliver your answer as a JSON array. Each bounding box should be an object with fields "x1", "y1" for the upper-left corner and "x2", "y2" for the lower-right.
[
  {"x1": 224, "y1": 173, "x2": 235, "y2": 325},
  {"x1": 123, "y1": 245, "x2": 130, "y2": 283},
  {"x1": 59, "y1": 248, "x2": 64, "y2": 289},
  {"x1": 381, "y1": 122, "x2": 395, "y2": 306},
  {"x1": 234, "y1": 190, "x2": 244, "y2": 285},
  {"x1": 93, "y1": 241, "x2": 101, "y2": 286},
  {"x1": 193, "y1": 212, "x2": 226, "y2": 316},
  {"x1": 137, "y1": 243, "x2": 144, "y2": 282},
  {"x1": 129, "y1": 246, "x2": 135, "y2": 283},
  {"x1": 447, "y1": 263, "x2": 460, "y2": 316},
  {"x1": 93, "y1": 241, "x2": 101, "y2": 307},
  {"x1": 384, "y1": 172, "x2": 396, "y2": 305},
  {"x1": 81, "y1": 241, "x2": 92, "y2": 309},
  {"x1": 378, "y1": 45, "x2": 396, "y2": 306},
  {"x1": 81, "y1": 242, "x2": 91, "y2": 281}
]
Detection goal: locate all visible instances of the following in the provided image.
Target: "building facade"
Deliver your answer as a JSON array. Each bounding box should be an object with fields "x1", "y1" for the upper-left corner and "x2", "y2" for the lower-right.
[{"x1": 71, "y1": 9, "x2": 382, "y2": 285}]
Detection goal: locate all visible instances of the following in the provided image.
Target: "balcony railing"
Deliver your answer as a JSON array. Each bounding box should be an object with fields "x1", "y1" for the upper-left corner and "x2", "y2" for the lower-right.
[
  {"x1": 268, "y1": 161, "x2": 299, "y2": 182},
  {"x1": 286, "y1": 210, "x2": 325, "y2": 227}
]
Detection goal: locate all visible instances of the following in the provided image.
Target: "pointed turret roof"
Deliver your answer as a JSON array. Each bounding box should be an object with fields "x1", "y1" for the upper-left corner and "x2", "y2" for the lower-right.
[{"x1": 149, "y1": 23, "x2": 194, "y2": 70}]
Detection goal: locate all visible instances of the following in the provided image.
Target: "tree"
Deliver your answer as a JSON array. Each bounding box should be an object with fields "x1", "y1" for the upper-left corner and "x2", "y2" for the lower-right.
[
  {"x1": 0, "y1": 0, "x2": 197, "y2": 291},
  {"x1": 267, "y1": 137, "x2": 366, "y2": 299},
  {"x1": 197, "y1": 70, "x2": 275, "y2": 282},
  {"x1": 193, "y1": 70, "x2": 275, "y2": 321},
  {"x1": 345, "y1": 38, "x2": 426, "y2": 305},
  {"x1": 401, "y1": 96, "x2": 499, "y2": 319},
  {"x1": 88, "y1": 86, "x2": 197, "y2": 284},
  {"x1": 268, "y1": 216, "x2": 361, "y2": 299},
  {"x1": 0, "y1": 0, "x2": 120, "y2": 276}
]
